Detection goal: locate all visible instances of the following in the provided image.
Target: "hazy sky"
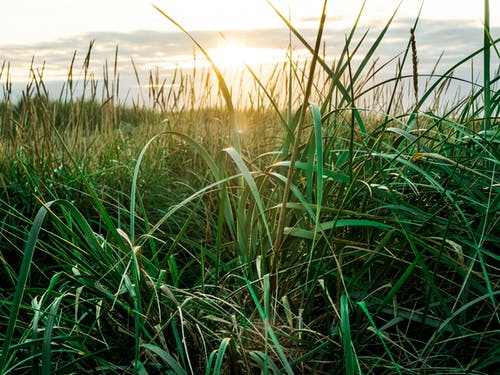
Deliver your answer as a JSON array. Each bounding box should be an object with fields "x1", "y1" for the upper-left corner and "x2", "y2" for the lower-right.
[
  {"x1": 1, "y1": 0, "x2": 498, "y2": 46},
  {"x1": 1, "y1": 1, "x2": 497, "y2": 107}
]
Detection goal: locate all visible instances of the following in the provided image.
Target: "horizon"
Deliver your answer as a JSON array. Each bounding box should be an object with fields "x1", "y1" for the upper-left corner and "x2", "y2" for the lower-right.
[{"x1": 1, "y1": 2, "x2": 498, "y2": 109}]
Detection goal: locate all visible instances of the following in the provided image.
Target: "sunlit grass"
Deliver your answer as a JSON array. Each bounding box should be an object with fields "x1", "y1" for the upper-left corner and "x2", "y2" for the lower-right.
[{"x1": 0, "y1": 1, "x2": 499, "y2": 374}]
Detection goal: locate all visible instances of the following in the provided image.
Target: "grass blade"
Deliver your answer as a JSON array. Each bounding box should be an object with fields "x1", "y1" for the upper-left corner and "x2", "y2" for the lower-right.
[
  {"x1": 0, "y1": 202, "x2": 52, "y2": 371},
  {"x1": 141, "y1": 343, "x2": 188, "y2": 374},
  {"x1": 357, "y1": 301, "x2": 401, "y2": 375},
  {"x1": 213, "y1": 337, "x2": 231, "y2": 375}
]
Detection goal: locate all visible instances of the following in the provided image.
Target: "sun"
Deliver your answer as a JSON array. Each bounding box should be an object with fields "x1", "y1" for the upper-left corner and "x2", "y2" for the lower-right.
[
  {"x1": 208, "y1": 41, "x2": 253, "y2": 69},
  {"x1": 206, "y1": 40, "x2": 290, "y2": 70}
]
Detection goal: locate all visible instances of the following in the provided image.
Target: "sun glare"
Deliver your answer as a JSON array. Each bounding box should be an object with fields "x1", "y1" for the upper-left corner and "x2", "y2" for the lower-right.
[
  {"x1": 207, "y1": 41, "x2": 285, "y2": 69},
  {"x1": 208, "y1": 42, "x2": 253, "y2": 68}
]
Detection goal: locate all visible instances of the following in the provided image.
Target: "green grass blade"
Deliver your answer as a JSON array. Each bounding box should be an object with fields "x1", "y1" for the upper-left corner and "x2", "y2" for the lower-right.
[
  {"x1": 141, "y1": 343, "x2": 188, "y2": 374},
  {"x1": 311, "y1": 103, "x2": 324, "y2": 216},
  {"x1": 130, "y1": 130, "x2": 221, "y2": 243},
  {"x1": 0, "y1": 202, "x2": 52, "y2": 372},
  {"x1": 245, "y1": 276, "x2": 294, "y2": 375},
  {"x1": 249, "y1": 351, "x2": 281, "y2": 374},
  {"x1": 357, "y1": 301, "x2": 402, "y2": 375},
  {"x1": 421, "y1": 290, "x2": 500, "y2": 358},
  {"x1": 284, "y1": 219, "x2": 391, "y2": 240},
  {"x1": 41, "y1": 294, "x2": 65, "y2": 375},
  {"x1": 340, "y1": 294, "x2": 355, "y2": 375},
  {"x1": 483, "y1": 0, "x2": 491, "y2": 132},
  {"x1": 213, "y1": 337, "x2": 231, "y2": 375},
  {"x1": 224, "y1": 147, "x2": 273, "y2": 259}
]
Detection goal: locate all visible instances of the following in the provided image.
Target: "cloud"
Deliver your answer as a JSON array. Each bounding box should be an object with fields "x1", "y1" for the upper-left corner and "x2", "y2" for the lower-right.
[{"x1": 0, "y1": 19, "x2": 497, "y2": 105}]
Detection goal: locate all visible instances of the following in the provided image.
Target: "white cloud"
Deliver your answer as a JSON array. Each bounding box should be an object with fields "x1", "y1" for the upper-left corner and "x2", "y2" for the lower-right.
[{"x1": 1, "y1": 1, "x2": 497, "y2": 46}]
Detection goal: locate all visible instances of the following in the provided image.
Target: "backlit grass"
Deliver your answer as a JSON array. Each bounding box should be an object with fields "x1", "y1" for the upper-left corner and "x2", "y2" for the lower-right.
[{"x1": 0, "y1": 1, "x2": 498, "y2": 374}]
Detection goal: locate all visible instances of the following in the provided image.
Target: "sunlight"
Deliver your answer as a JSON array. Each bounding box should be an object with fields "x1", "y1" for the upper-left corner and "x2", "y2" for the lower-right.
[
  {"x1": 208, "y1": 41, "x2": 254, "y2": 68},
  {"x1": 207, "y1": 41, "x2": 285, "y2": 69}
]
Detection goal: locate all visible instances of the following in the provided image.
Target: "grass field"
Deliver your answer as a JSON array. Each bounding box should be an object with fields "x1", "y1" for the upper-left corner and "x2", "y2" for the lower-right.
[{"x1": 0, "y1": 2, "x2": 499, "y2": 374}]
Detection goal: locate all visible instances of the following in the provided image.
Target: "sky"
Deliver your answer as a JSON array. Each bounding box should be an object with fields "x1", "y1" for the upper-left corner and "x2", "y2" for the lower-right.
[
  {"x1": 0, "y1": 1, "x2": 498, "y2": 106},
  {"x1": 0, "y1": 0, "x2": 498, "y2": 46}
]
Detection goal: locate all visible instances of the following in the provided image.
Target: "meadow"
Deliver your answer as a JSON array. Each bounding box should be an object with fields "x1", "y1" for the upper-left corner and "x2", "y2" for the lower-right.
[{"x1": 0, "y1": 2, "x2": 499, "y2": 374}]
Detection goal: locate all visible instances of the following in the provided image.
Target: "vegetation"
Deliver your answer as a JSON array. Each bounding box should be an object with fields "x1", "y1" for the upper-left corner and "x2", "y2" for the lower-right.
[{"x1": 0, "y1": 1, "x2": 498, "y2": 374}]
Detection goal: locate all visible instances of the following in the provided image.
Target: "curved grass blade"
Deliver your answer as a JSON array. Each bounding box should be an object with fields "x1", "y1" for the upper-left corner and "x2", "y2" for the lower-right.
[
  {"x1": 130, "y1": 130, "x2": 221, "y2": 243},
  {"x1": 141, "y1": 343, "x2": 188, "y2": 375},
  {"x1": 249, "y1": 351, "x2": 281, "y2": 374},
  {"x1": 0, "y1": 202, "x2": 52, "y2": 371},
  {"x1": 206, "y1": 350, "x2": 217, "y2": 375},
  {"x1": 421, "y1": 290, "x2": 500, "y2": 358},
  {"x1": 386, "y1": 127, "x2": 433, "y2": 153},
  {"x1": 140, "y1": 174, "x2": 241, "y2": 244},
  {"x1": 224, "y1": 147, "x2": 273, "y2": 259},
  {"x1": 213, "y1": 337, "x2": 231, "y2": 375},
  {"x1": 153, "y1": 5, "x2": 240, "y2": 151},
  {"x1": 41, "y1": 294, "x2": 66, "y2": 375}
]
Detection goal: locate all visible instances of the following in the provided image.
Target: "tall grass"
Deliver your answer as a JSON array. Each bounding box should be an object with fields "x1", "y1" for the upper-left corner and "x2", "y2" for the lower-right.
[{"x1": 0, "y1": 1, "x2": 499, "y2": 374}]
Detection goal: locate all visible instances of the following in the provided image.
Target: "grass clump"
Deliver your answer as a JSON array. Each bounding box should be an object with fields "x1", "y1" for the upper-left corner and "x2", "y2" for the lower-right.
[{"x1": 0, "y1": 1, "x2": 499, "y2": 374}]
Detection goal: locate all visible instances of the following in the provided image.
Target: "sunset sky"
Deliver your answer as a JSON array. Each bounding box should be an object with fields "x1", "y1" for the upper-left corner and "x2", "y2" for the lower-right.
[
  {"x1": 1, "y1": 0, "x2": 497, "y2": 46},
  {"x1": 1, "y1": 1, "x2": 497, "y2": 104}
]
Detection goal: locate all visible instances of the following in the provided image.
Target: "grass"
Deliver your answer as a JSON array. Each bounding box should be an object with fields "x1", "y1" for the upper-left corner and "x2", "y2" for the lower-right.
[{"x1": 0, "y1": 1, "x2": 499, "y2": 374}]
